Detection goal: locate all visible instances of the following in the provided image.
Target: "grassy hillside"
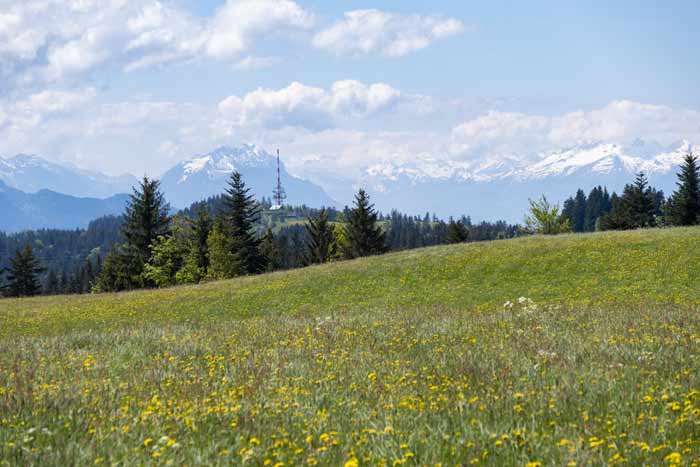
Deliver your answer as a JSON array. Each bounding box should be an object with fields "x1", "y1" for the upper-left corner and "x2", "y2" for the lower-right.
[{"x1": 1, "y1": 228, "x2": 700, "y2": 465}]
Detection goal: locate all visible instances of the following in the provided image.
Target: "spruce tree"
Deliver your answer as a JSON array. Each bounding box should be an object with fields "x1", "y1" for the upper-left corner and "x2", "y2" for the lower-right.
[
  {"x1": 4, "y1": 245, "x2": 45, "y2": 297},
  {"x1": 122, "y1": 176, "x2": 171, "y2": 262},
  {"x1": 627, "y1": 172, "x2": 656, "y2": 228},
  {"x1": 601, "y1": 173, "x2": 658, "y2": 230},
  {"x1": 668, "y1": 152, "x2": 700, "y2": 225},
  {"x1": 305, "y1": 208, "x2": 337, "y2": 264},
  {"x1": 571, "y1": 189, "x2": 587, "y2": 232},
  {"x1": 220, "y1": 171, "x2": 265, "y2": 275},
  {"x1": 343, "y1": 189, "x2": 387, "y2": 258},
  {"x1": 259, "y1": 229, "x2": 280, "y2": 272},
  {"x1": 189, "y1": 205, "x2": 213, "y2": 272},
  {"x1": 45, "y1": 269, "x2": 59, "y2": 295},
  {"x1": 93, "y1": 244, "x2": 144, "y2": 292},
  {"x1": 445, "y1": 219, "x2": 468, "y2": 244}
]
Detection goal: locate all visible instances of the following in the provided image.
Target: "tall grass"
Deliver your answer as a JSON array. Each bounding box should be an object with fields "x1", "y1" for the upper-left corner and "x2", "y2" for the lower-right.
[{"x1": 1, "y1": 228, "x2": 700, "y2": 465}]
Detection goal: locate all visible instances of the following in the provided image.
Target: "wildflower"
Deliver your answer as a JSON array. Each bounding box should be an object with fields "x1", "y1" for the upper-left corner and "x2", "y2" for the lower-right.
[
  {"x1": 665, "y1": 452, "x2": 682, "y2": 465},
  {"x1": 526, "y1": 462, "x2": 542, "y2": 467},
  {"x1": 345, "y1": 457, "x2": 359, "y2": 467},
  {"x1": 143, "y1": 438, "x2": 153, "y2": 447}
]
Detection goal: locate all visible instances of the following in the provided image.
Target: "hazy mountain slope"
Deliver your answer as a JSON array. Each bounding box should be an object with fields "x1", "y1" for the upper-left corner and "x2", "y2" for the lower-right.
[
  {"x1": 0, "y1": 180, "x2": 128, "y2": 233},
  {"x1": 0, "y1": 154, "x2": 136, "y2": 198}
]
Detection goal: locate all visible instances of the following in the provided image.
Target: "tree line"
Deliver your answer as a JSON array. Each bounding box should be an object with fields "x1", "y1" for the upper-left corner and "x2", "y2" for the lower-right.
[
  {"x1": 523, "y1": 152, "x2": 700, "y2": 234},
  {"x1": 4, "y1": 151, "x2": 695, "y2": 297}
]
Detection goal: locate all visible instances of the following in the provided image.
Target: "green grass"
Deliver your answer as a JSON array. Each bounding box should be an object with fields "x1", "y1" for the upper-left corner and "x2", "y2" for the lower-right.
[{"x1": 1, "y1": 228, "x2": 700, "y2": 466}]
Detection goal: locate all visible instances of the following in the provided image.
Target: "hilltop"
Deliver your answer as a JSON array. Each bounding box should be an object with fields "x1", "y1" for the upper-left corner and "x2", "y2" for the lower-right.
[{"x1": 1, "y1": 228, "x2": 700, "y2": 465}]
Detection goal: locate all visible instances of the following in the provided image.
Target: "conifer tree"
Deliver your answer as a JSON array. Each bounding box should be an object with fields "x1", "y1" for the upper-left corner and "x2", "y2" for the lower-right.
[
  {"x1": 259, "y1": 229, "x2": 280, "y2": 272},
  {"x1": 220, "y1": 172, "x2": 264, "y2": 275},
  {"x1": 189, "y1": 205, "x2": 213, "y2": 272},
  {"x1": 571, "y1": 189, "x2": 587, "y2": 232},
  {"x1": 601, "y1": 173, "x2": 659, "y2": 230},
  {"x1": 626, "y1": 172, "x2": 656, "y2": 228},
  {"x1": 45, "y1": 269, "x2": 59, "y2": 295},
  {"x1": 122, "y1": 176, "x2": 171, "y2": 262},
  {"x1": 445, "y1": 219, "x2": 469, "y2": 244},
  {"x1": 305, "y1": 208, "x2": 337, "y2": 264},
  {"x1": 668, "y1": 152, "x2": 700, "y2": 225},
  {"x1": 4, "y1": 245, "x2": 45, "y2": 297},
  {"x1": 343, "y1": 189, "x2": 387, "y2": 258}
]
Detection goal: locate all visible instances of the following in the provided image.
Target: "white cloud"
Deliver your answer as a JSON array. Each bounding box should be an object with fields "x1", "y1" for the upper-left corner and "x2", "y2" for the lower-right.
[
  {"x1": 218, "y1": 80, "x2": 403, "y2": 130},
  {"x1": 0, "y1": 0, "x2": 315, "y2": 87},
  {"x1": 205, "y1": 0, "x2": 314, "y2": 58},
  {"x1": 233, "y1": 56, "x2": 280, "y2": 71},
  {"x1": 450, "y1": 101, "x2": 700, "y2": 159},
  {"x1": 313, "y1": 9, "x2": 464, "y2": 57}
]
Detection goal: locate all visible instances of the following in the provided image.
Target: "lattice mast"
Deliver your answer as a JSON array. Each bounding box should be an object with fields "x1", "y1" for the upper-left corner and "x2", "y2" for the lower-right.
[{"x1": 272, "y1": 148, "x2": 287, "y2": 208}]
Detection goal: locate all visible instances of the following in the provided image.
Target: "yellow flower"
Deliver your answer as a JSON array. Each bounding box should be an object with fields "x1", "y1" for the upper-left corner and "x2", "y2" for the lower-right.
[
  {"x1": 665, "y1": 452, "x2": 682, "y2": 465},
  {"x1": 250, "y1": 437, "x2": 260, "y2": 446},
  {"x1": 143, "y1": 438, "x2": 153, "y2": 447},
  {"x1": 526, "y1": 462, "x2": 542, "y2": 467},
  {"x1": 319, "y1": 433, "x2": 330, "y2": 443},
  {"x1": 345, "y1": 457, "x2": 359, "y2": 467}
]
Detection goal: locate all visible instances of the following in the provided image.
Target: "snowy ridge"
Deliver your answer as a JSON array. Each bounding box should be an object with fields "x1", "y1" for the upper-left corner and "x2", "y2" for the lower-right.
[
  {"x1": 178, "y1": 145, "x2": 275, "y2": 184},
  {"x1": 362, "y1": 139, "x2": 694, "y2": 184}
]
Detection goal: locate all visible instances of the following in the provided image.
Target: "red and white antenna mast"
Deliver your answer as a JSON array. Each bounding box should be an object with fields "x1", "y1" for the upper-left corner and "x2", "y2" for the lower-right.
[{"x1": 272, "y1": 148, "x2": 286, "y2": 209}]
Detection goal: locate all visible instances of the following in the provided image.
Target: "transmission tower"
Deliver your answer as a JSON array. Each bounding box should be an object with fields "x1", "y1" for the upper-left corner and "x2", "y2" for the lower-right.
[{"x1": 271, "y1": 148, "x2": 287, "y2": 210}]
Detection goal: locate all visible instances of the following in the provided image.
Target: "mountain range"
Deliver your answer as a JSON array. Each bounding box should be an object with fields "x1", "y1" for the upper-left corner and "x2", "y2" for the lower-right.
[
  {"x1": 0, "y1": 154, "x2": 137, "y2": 199},
  {"x1": 0, "y1": 180, "x2": 128, "y2": 233},
  {"x1": 0, "y1": 139, "x2": 695, "y2": 232},
  {"x1": 355, "y1": 139, "x2": 694, "y2": 221}
]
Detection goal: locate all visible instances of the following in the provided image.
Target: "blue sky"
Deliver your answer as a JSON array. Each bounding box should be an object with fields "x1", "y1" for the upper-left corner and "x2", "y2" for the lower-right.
[
  {"x1": 102, "y1": 1, "x2": 700, "y2": 111},
  {"x1": 0, "y1": 0, "x2": 698, "y2": 181}
]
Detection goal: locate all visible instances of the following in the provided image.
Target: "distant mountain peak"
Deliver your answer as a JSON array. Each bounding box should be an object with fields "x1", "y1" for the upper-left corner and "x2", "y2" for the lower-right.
[{"x1": 161, "y1": 144, "x2": 334, "y2": 208}]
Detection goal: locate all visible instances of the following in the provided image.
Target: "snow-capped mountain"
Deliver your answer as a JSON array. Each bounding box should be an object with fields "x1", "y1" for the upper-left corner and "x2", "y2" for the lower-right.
[
  {"x1": 160, "y1": 145, "x2": 335, "y2": 208},
  {"x1": 353, "y1": 140, "x2": 694, "y2": 222},
  {"x1": 0, "y1": 154, "x2": 137, "y2": 198}
]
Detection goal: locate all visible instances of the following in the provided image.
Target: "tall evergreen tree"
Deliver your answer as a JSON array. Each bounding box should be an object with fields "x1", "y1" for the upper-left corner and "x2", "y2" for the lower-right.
[
  {"x1": 93, "y1": 244, "x2": 145, "y2": 292},
  {"x1": 571, "y1": 189, "x2": 587, "y2": 232},
  {"x1": 4, "y1": 245, "x2": 45, "y2": 297},
  {"x1": 189, "y1": 205, "x2": 213, "y2": 272},
  {"x1": 583, "y1": 186, "x2": 611, "y2": 232},
  {"x1": 259, "y1": 229, "x2": 280, "y2": 272},
  {"x1": 343, "y1": 189, "x2": 387, "y2": 258},
  {"x1": 627, "y1": 172, "x2": 657, "y2": 228},
  {"x1": 445, "y1": 219, "x2": 469, "y2": 244},
  {"x1": 122, "y1": 176, "x2": 171, "y2": 262},
  {"x1": 220, "y1": 172, "x2": 264, "y2": 275},
  {"x1": 305, "y1": 208, "x2": 337, "y2": 264},
  {"x1": 601, "y1": 173, "x2": 658, "y2": 230},
  {"x1": 668, "y1": 152, "x2": 700, "y2": 225},
  {"x1": 44, "y1": 268, "x2": 60, "y2": 295}
]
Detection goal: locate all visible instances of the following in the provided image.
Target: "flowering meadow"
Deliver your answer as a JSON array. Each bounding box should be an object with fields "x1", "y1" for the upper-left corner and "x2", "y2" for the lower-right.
[{"x1": 1, "y1": 228, "x2": 700, "y2": 465}]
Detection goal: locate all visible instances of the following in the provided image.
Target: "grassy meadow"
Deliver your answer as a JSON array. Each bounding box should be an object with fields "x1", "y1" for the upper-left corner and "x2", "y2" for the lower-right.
[{"x1": 1, "y1": 227, "x2": 700, "y2": 465}]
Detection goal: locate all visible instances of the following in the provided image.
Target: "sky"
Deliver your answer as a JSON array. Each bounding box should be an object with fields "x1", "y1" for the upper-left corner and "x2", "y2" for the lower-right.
[{"x1": 0, "y1": 0, "x2": 699, "y2": 185}]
